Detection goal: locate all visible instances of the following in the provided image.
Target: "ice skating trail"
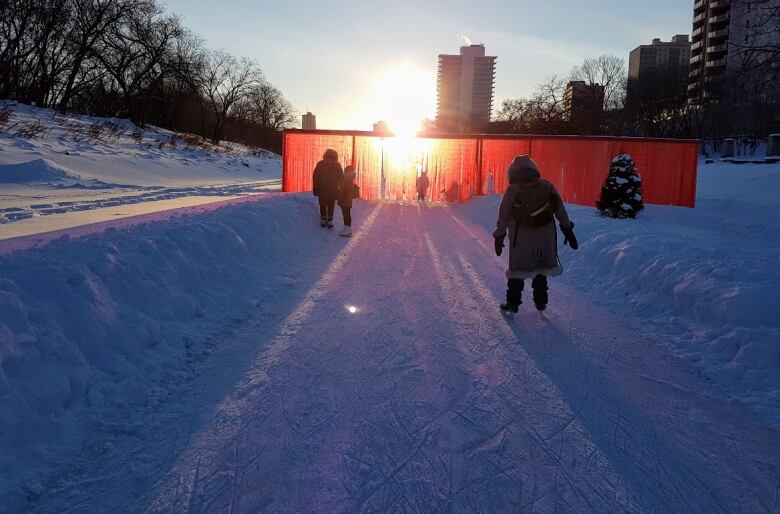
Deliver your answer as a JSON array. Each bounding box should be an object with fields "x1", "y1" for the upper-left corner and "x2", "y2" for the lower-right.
[{"x1": 32, "y1": 203, "x2": 779, "y2": 514}]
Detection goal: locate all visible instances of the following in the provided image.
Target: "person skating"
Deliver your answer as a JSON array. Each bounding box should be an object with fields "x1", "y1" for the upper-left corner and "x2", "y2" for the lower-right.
[
  {"x1": 312, "y1": 149, "x2": 344, "y2": 228},
  {"x1": 416, "y1": 171, "x2": 430, "y2": 202},
  {"x1": 493, "y1": 155, "x2": 578, "y2": 313},
  {"x1": 338, "y1": 165, "x2": 357, "y2": 237}
]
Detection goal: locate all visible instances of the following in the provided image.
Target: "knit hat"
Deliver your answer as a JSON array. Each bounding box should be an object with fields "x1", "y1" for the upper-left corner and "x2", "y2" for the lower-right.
[
  {"x1": 508, "y1": 154, "x2": 541, "y2": 183},
  {"x1": 323, "y1": 149, "x2": 338, "y2": 161}
]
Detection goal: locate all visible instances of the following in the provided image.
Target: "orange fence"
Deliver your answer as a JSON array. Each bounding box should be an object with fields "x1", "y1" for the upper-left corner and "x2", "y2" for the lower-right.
[{"x1": 283, "y1": 130, "x2": 699, "y2": 207}]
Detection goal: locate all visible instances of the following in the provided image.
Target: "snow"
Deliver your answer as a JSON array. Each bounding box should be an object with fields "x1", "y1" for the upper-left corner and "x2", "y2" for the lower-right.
[
  {"x1": 0, "y1": 158, "x2": 778, "y2": 511},
  {"x1": 0, "y1": 101, "x2": 281, "y2": 229},
  {"x1": 0, "y1": 193, "x2": 323, "y2": 508},
  {"x1": 460, "y1": 160, "x2": 780, "y2": 422}
]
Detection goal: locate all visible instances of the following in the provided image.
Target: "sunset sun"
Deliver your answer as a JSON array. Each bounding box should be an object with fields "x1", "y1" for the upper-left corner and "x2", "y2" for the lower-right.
[{"x1": 370, "y1": 63, "x2": 436, "y2": 136}]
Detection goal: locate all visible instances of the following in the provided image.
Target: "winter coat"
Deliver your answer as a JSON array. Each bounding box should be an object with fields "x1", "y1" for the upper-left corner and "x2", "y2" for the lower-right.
[
  {"x1": 493, "y1": 155, "x2": 572, "y2": 280},
  {"x1": 338, "y1": 169, "x2": 357, "y2": 208},
  {"x1": 312, "y1": 150, "x2": 343, "y2": 199},
  {"x1": 416, "y1": 174, "x2": 430, "y2": 194}
]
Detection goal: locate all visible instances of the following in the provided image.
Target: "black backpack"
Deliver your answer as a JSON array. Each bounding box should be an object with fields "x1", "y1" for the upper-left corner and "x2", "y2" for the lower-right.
[
  {"x1": 511, "y1": 179, "x2": 554, "y2": 228},
  {"x1": 352, "y1": 184, "x2": 360, "y2": 199}
]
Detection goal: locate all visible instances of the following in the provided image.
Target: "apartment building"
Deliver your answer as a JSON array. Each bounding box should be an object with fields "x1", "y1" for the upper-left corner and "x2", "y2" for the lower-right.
[
  {"x1": 436, "y1": 44, "x2": 497, "y2": 132},
  {"x1": 689, "y1": 0, "x2": 780, "y2": 102}
]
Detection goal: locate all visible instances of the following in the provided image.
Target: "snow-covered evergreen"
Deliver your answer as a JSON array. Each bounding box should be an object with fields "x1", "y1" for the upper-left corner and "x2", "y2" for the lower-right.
[{"x1": 597, "y1": 154, "x2": 644, "y2": 218}]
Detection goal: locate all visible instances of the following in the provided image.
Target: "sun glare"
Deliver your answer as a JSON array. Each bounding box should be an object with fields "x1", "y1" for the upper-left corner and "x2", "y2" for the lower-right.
[{"x1": 371, "y1": 64, "x2": 436, "y2": 137}]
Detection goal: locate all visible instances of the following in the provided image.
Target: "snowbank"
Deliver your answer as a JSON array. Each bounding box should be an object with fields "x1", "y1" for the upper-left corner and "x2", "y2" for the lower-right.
[
  {"x1": 0, "y1": 193, "x2": 339, "y2": 505},
  {"x1": 458, "y1": 160, "x2": 780, "y2": 423},
  {"x1": 0, "y1": 102, "x2": 281, "y2": 187},
  {"x1": 0, "y1": 158, "x2": 79, "y2": 184},
  {"x1": 0, "y1": 102, "x2": 282, "y2": 228}
]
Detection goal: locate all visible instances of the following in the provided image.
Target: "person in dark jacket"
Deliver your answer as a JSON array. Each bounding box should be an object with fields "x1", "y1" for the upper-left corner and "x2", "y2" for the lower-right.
[
  {"x1": 416, "y1": 171, "x2": 430, "y2": 202},
  {"x1": 493, "y1": 155, "x2": 578, "y2": 313},
  {"x1": 337, "y1": 165, "x2": 357, "y2": 237},
  {"x1": 312, "y1": 149, "x2": 343, "y2": 228}
]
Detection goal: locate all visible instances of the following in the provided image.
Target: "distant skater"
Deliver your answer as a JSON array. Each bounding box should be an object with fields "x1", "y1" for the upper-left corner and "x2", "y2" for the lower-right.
[
  {"x1": 416, "y1": 171, "x2": 430, "y2": 202},
  {"x1": 338, "y1": 165, "x2": 357, "y2": 237},
  {"x1": 312, "y1": 149, "x2": 343, "y2": 228},
  {"x1": 493, "y1": 155, "x2": 579, "y2": 313}
]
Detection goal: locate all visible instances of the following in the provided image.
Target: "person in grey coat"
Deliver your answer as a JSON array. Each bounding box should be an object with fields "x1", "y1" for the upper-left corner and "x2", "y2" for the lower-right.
[{"x1": 493, "y1": 155, "x2": 578, "y2": 312}]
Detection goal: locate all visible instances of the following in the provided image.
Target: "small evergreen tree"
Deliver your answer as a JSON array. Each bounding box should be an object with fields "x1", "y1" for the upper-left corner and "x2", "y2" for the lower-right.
[{"x1": 597, "y1": 154, "x2": 644, "y2": 218}]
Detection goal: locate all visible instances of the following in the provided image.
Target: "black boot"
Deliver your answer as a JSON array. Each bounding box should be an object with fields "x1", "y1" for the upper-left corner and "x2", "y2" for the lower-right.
[
  {"x1": 532, "y1": 275, "x2": 548, "y2": 311},
  {"x1": 502, "y1": 279, "x2": 523, "y2": 313}
]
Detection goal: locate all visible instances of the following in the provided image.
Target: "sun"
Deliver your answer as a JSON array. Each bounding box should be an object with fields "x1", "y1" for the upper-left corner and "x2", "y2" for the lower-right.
[{"x1": 370, "y1": 64, "x2": 436, "y2": 137}]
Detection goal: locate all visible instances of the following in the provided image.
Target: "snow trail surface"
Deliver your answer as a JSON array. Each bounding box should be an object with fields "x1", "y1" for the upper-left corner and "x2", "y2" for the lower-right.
[{"x1": 32, "y1": 203, "x2": 779, "y2": 513}]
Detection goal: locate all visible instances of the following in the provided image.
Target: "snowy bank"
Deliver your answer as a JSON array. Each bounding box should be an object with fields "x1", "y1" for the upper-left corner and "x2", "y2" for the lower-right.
[
  {"x1": 0, "y1": 193, "x2": 344, "y2": 506},
  {"x1": 0, "y1": 102, "x2": 282, "y2": 225},
  {"x1": 458, "y1": 161, "x2": 780, "y2": 424}
]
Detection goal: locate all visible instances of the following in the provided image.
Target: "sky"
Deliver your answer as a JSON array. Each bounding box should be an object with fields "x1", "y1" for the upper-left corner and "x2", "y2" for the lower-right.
[{"x1": 161, "y1": 0, "x2": 692, "y2": 131}]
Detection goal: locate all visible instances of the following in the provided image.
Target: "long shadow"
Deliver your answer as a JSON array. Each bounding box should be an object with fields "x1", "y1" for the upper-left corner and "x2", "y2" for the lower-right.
[
  {"x1": 29, "y1": 200, "x2": 378, "y2": 514},
  {"x1": 436, "y1": 208, "x2": 774, "y2": 513},
  {"x1": 501, "y1": 314, "x2": 740, "y2": 513}
]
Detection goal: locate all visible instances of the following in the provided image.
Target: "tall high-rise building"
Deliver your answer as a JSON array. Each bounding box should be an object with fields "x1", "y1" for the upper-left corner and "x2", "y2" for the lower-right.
[
  {"x1": 302, "y1": 112, "x2": 316, "y2": 130},
  {"x1": 688, "y1": 0, "x2": 780, "y2": 102},
  {"x1": 628, "y1": 36, "x2": 691, "y2": 107},
  {"x1": 436, "y1": 44, "x2": 496, "y2": 133}
]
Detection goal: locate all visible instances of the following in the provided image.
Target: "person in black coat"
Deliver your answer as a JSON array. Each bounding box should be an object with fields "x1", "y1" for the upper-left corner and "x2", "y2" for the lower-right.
[
  {"x1": 337, "y1": 165, "x2": 357, "y2": 236},
  {"x1": 416, "y1": 171, "x2": 430, "y2": 202},
  {"x1": 312, "y1": 149, "x2": 343, "y2": 228}
]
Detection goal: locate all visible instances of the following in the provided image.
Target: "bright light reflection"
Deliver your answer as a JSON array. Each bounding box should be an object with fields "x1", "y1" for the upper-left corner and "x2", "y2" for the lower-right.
[
  {"x1": 370, "y1": 64, "x2": 436, "y2": 137},
  {"x1": 347, "y1": 305, "x2": 358, "y2": 314}
]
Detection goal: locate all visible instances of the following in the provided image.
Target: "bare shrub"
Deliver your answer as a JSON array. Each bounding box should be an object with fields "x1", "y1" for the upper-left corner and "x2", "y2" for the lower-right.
[
  {"x1": 130, "y1": 128, "x2": 144, "y2": 144},
  {"x1": 13, "y1": 120, "x2": 48, "y2": 139},
  {"x1": 102, "y1": 122, "x2": 125, "y2": 142},
  {"x1": 0, "y1": 107, "x2": 14, "y2": 130},
  {"x1": 85, "y1": 122, "x2": 104, "y2": 142},
  {"x1": 157, "y1": 134, "x2": 181, "y2": 149}
]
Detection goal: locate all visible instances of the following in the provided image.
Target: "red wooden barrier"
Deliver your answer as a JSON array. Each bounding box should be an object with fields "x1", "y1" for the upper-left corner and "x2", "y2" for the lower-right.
[{"x1": 283, "y1": 130, "x2": 699, "y2": 208}]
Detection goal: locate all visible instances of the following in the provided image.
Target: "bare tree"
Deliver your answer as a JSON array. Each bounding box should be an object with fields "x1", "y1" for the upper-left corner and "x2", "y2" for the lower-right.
[
  {"x1": 94, "y1": 1, "x2": 182, "y2": 123},
  {"x1": 490, "y1": 76, "x2": 569, "y2": 134},
  {"x1": 569, "y1": 55, "x2": 627, "y2": 111},
  {"x1": 0, "y1": 0, "x2": 296, "y2": 151},
  {"x1": 241, "y1": 81, "x2": 297, "y2": 133},
  {"x1": 58, "y1": 0, "x2": 143, "y2": 112},
  {"x1": 200, "y1": 50, "x2": 261, "y2": 143}
]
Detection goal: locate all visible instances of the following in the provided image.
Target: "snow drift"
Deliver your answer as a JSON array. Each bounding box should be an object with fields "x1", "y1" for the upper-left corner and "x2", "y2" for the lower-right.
[
  {"x1": 0, "y1": 194, "x2": 342, "y2": 505},
  {"x1": 0, "y1": 158, "x2": 80, "y2": 184}
]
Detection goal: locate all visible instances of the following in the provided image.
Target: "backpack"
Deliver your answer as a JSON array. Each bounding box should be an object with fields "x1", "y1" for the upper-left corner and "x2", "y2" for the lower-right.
[
  {"x1": 511, "y1": 180, "x2": 554, "y2": 228},
  {"x1": 352, "y1": 184, "x2": 360, "y2": 199}
]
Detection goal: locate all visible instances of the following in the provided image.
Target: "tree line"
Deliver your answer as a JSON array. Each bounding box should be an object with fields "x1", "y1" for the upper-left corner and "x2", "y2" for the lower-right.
[
  {"x1": 489, "y1": 1, "x2": 780, "y2": 141},
  {"x1": 0, "y1": 0, "x2": 297, "y2": 151}
]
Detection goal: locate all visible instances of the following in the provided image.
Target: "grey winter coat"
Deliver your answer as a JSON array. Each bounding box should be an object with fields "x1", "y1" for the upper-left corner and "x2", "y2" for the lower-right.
[{"x1": 493, "y1": 156, "x2": 572, "y2": 280}]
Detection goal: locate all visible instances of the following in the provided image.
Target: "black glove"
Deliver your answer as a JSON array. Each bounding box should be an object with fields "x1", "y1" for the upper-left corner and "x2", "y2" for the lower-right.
[
  {"x1": 494, "y1": 237, "x2": 504, "y2": 256},
  {"x1": 560, "y1": 222, "x2": 579, "y2": 250}
]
